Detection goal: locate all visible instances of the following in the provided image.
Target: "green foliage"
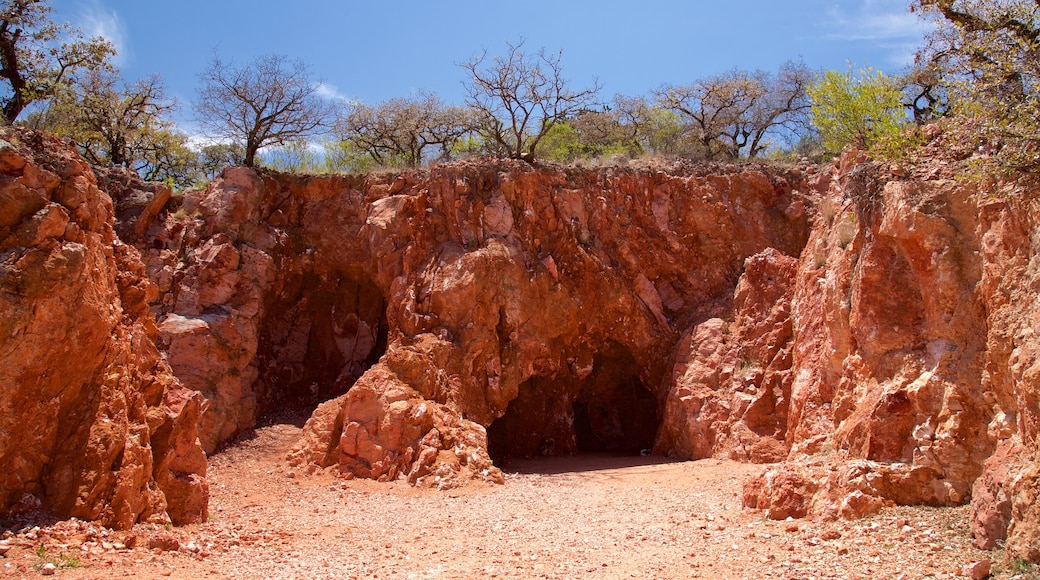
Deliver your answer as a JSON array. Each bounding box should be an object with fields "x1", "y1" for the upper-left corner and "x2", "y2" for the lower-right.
[
  {"x1": 534, "y1": 111, "x2": 642, "y2": 163},
  {"x1": 0, "y1": 0, "x2": 114, "y2": 122},
  {"x1": 913, "y1": 0, "x2": 1040, "y2": 172},
  {"x1": 24, "y1": 68, "x2": 199, "y2": 188},
  {"x1": 808, "y1": 67, "x2": 908, "y2": 155},
  {"x1": 637, "y1": 107, "x2": 694, "y2": 157},
  {"x1": 32, "y1": 545, "x2": 80, "y2": 571}
]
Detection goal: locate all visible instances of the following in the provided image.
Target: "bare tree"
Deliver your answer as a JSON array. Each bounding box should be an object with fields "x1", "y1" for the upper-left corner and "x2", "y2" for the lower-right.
[
  {"x1": 193, "y1": 54, "x2": 334, "y2": 167},
  {"x1": 0, "y1": 0, "x2": 113, "y2": 123},
  {"x1": 656, "y1": 60, "x2": 813, "y2": 160},
  {"x1": 461, "y1": 39, "x2": 601, "y2": 162},
  {"x1": 336, "y1": 92, "x2": 475, "y2": 167}
]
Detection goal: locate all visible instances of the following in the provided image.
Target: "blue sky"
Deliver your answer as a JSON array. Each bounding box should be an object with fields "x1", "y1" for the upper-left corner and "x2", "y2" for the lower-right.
[{"x1": 52, "y1": 0, "x2": 932, "y2": 133}]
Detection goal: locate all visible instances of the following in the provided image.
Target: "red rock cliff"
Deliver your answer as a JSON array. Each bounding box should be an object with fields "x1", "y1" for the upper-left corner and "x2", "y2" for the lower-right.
[
  {"x1": 135, "y1": 158, "x2": 810, "y2": 489},
  {"x1": 12, "y1": 124, "x2": 1038, "y2": 562},
  {"x1": 0, "y1": 129, "x2": 208, "y2": 528},
  {"x1": 150, "y1": 148, "x2": 1036, "y2": 560},
  {"x1": 737, "y1": 152, "x2": 1040, "y2": 562}
]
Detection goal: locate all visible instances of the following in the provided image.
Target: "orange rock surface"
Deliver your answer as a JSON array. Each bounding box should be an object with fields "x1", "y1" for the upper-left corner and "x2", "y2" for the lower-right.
[
  {"x1": 0, "y1": 129, "x2": 207, "y2": 528},
  {"x1": 4, "y1": 125, "x2": 1040, "y2": 563}
]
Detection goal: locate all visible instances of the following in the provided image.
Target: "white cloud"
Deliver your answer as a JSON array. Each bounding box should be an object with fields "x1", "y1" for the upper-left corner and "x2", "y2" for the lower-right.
[
  {"x1": 826, "y1": 0, "x2": 935, "y2": 66},
  {"x1": 79, "y1": 1, "x2": 130, "y2": 66},
  {"x1": 315, "y1": 82, "x2": 351, "y2": 102}
]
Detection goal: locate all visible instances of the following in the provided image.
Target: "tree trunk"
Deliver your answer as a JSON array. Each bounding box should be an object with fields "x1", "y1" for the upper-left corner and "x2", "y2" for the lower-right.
[{"x1": 244, "y1": 142, "x2": 259, "y2": 167}]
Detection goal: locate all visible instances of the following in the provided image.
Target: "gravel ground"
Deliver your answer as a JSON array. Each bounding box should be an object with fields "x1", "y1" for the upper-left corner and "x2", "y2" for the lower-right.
[{"x1": 0, "y1": 419, "x2": 1030, "y2": 579}]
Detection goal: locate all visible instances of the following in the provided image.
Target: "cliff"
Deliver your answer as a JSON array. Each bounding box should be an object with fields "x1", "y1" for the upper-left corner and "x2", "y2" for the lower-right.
[
  {"x1": 0, "y1": 129, "x2": 207, "y2": 528},
  {"x1": 2, "y1": 126, "x2": 1038, "y2": 562},
  {"x1": 138, "y1": 157, "x2": 810, "y2": 486},
  {"x1": 120, "y1": 140, "x2": 1040, "y2": 561}
]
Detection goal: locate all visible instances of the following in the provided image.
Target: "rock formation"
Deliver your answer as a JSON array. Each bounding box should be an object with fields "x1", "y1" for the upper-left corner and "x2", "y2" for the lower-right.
[
  {"x1": 4, "y1": 123, "x2": 1039, "y2": 563},
  {"x1": 0, "y1": 129, "x2": 207, "y2": 528},
  {"x1": 128, "y1": 138, "x2": 1039, "y2": 560},
  {"x1": 137, "y1": 158, "x2": 810, "y2": 488},
  {"x1": 738, "y1": 150, "x2": 1040, "y2": 562}
]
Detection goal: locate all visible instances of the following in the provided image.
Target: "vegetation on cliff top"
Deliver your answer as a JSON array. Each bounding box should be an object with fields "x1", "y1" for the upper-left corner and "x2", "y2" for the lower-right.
[{"x1": 2, "y1": 0, "x2": 1040, "y2": 183}]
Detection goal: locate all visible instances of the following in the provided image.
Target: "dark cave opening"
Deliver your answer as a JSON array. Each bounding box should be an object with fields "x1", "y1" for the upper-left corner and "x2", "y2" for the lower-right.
[
  {"x1": 254, "y1": 269, "x2": 388, "y2": 419},
  {"x1": 487, "y1": 343, "x2": 661, "y2": 465}
]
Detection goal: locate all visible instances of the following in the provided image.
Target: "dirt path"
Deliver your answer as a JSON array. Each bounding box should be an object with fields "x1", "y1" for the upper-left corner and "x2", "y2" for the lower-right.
[{"x1": 0, "y1": 420, "x2": 1021, "y2": 579}]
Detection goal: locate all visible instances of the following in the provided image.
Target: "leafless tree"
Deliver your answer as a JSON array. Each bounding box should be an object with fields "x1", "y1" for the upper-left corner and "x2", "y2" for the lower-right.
[
  {"x1": 461, "y1": 39, "x2": 601, "y2": 162},
  {"x1": 193, "y1": 54, "x2": 334, "y2": 167},
  {"x1": 336, "y1": 92, "x2": 475, "y2": 167},
  {"x1": 655, "y1": 60, "x2": 813, "y2": 160}
]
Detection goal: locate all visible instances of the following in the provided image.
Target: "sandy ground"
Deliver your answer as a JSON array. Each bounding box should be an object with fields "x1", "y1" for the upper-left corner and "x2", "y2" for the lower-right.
[{"x1": 0, "y1": 417, "x2": 1028, "y2": 579}]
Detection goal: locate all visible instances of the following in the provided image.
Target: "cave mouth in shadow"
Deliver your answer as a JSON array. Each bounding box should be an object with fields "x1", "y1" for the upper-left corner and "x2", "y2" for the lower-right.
[
  {"x1": 254, "y1": 268, "x2": 389, "y2": 425},
  {"x1": 487, "y1": 343, "x2": 661, "y2": 471}
]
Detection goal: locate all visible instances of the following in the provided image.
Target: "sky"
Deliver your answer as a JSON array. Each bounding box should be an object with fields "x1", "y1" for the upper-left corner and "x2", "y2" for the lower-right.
[{"x1": 49, "y1": 0, "x2": 934, "y2": 135}]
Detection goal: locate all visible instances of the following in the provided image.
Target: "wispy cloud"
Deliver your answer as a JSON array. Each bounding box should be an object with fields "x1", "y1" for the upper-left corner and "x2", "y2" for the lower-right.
[
  {"x1": 315, "y1": 82, "x2": 351, "y2": 102},
  {"x1": 826, "y1": 0, "x2": 935, "y2": 66},
  {"x1": 78, "y1": 1, "x2": 130, "y2": 66}
]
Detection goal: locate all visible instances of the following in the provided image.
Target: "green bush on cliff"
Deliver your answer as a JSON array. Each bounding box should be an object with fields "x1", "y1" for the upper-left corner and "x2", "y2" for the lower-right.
[{"x1": 808, "y1": 67, "x2": 910, "y2": 157}]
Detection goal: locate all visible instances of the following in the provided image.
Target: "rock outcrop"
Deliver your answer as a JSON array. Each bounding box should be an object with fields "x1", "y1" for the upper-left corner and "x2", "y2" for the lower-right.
[
  {"x1": 7, "y1": 123, "x2": 1039, "y2": 563},
  {"x1": 0, "y1": 129, "x2": 207, "y2": 528},
  {"x1": 737, "y1": 150, "x2": 1040, "y2": 562},
  {"x1": 136, "y1": 158, "x2": 810, "y2": 488},
  {"x1": 131, "y1": 143, "x2": 1040, "y2": 560}
]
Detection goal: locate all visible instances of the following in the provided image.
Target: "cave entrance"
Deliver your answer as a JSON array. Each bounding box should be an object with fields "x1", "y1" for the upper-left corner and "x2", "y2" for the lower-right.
[
  {"x1": 487, "y1": 343, "x2": 661, "y2": 467},
  {"x1": 254, "y1": 269, "x2": 388, "y2": 423}
]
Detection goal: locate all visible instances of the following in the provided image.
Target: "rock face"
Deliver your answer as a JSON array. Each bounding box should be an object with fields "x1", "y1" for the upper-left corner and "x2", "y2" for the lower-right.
[
  {"x1": 132, "y1": 146, "x2": 1040, "y2": 560},
  {"x1": 136, "y1": 159, "x2": 810, "y2": 488},
  {"x1": 737, "y1": 151, "x2": 1040, "y2": 562},
  {"x1": 9, "y1": 124, "x2": 1039, "y2": 562},
  {"x1": 0, "y1": 129, "x2": 208, "y2": 528}
]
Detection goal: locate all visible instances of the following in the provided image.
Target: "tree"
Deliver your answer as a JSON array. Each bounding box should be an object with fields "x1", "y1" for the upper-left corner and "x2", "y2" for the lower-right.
[
  {"x1": 461, "y1": 39, "x2": 601, "y2": 163},
  {"x1": 27, "y1": 68, "x2": 199, "y2": 188},
  {"x1": 193, "y1": 54, "x2": 334, "y2": 167},
  {"x1": 807, "y1": 67, "x2": 907, "y2": 154},
  {"x1": 535, "y1": 107, "x2": 643, "y2": 163},
  {"x1": 335, "y1": 92, "x2": 475, "y2": 167},
  {"x1": 900, "y1": 63, "x2": 950, "y2": 124},
  {"x1": 655, "y1": 60, "x2": 813, "y2": 160},
  {"x1": 913, "y1": 0, "x2": 1040, "y2": 169},
  {"x1": 196, "y1": 142, "x2": 244, "y2": 180},
  {"x1": 612, "y1": 95, "x2": 697, "y2": 157},
  {"x1": 0, "y1": 0, "x2": 112, "y2": 123}
]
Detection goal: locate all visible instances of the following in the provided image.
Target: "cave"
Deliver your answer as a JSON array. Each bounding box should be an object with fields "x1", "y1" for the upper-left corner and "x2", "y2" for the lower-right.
[
  {"x1": 487, "y1": 343, "x2": 661, "y2": 464},
  {"x1": 254, "y1": 268, "x2": 388, "y2": 418}
]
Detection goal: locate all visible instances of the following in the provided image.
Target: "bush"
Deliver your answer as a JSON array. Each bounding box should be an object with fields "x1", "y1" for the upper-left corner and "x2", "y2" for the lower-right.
[{"x1": 808, "y1": 67, "x2": 908, "y2": 156}]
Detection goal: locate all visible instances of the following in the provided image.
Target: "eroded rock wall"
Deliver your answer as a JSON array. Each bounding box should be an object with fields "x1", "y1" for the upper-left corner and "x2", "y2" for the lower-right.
[
  {"x1": 80, "y1": 134, "x2": 1040, "y2": 560},
  {"x1": 0, "y1": 129, "x2": 207, "y2": 528},
  {"x1": 137, "y1": 159, "x2": 811, "y2": 487},
  {"x1": 735, "y1": 152, "x2": 1040, "y2": 561}
]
